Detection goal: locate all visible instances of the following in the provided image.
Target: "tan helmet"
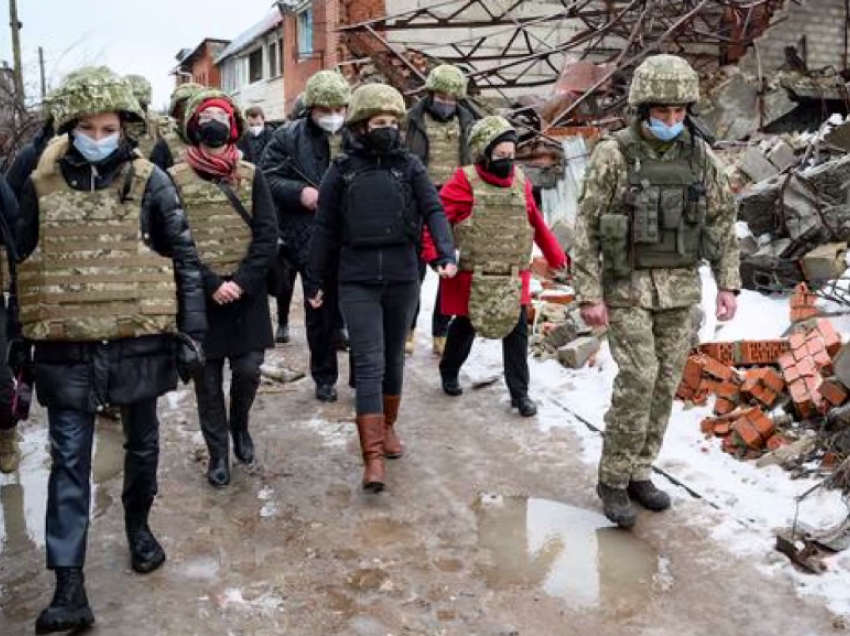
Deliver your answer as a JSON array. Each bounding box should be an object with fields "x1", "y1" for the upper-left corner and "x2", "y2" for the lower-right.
[
  {"x1": 346, "y1": 84, "x2": 406, "y2": 126},
  {"x1": 468, "y1": 115, "x2": 515, "y2": 161},
  {"x1": 424, "y1": 64, "x2": 468, "y2": 98},
  {"x1": 51, "y1": 66, "x2": 144, "y2": 132},
  {"x1": 169, "y1": 83, "x2": 204, "y2": 119},
  {"x1": 628, "y1": 54, "x2": 699, "y2": 107},
  {"x1": 125, "y1": 74, "x2": 153, "y2": 108},
  {"x1": 182, "y1": 89, "x2": 246, "y2": 143},
  {"x1": 304, "y1": 70, "x2": 351, "y2": 108}
]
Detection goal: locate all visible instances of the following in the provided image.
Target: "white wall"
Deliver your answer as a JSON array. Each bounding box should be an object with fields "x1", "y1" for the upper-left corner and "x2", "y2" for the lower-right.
[{"x1": 218, "y1": 30, "x2": 287, "y2": 121}]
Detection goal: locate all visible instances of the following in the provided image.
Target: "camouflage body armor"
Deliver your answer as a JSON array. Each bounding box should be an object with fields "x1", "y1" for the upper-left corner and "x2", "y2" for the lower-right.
[
  {"x1": 163, "y1": 131, "x2": 187, "y2": 165},
  {"x1": 134, "y1": 112, "x2": 160, "y2": 158},
  {"x1": 455, "y1": 166, "x2": 533, "y2": 339},
  {"x1": 423, "y1": 112, "x2": 461, "y2": 186},
  {"x1": 169, "y1": 161, "x2": 255, "y2": 276},
  {"x1": 328, "y1": 133, "x2": 343, "y2": 160},
  {"x1": 18, "y1": 135, "x2": 178, "y2": 341}
]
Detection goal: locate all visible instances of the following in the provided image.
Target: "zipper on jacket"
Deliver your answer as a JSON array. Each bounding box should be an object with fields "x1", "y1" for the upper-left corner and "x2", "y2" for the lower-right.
[
  {"x1": 90, "y1": 165, "x2": 99, "y2": 193},
  {"x1": 378, "y1": 249, "x2": 384, "y2": 281}
]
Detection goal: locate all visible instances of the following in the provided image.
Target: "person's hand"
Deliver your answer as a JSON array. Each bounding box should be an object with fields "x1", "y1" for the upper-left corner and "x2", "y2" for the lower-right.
[
  {"x1": 437, "y1": 263, "x2": 458, "y2": 279},
  {"x1": 212, "y1": 281, "x2": 243, "y2": 305},
  {"x1": 300, "y1": 187, "x2": 319, "y2": 211},
  {"x1": 176, "y1": 333, "x2": 205, "y2": 384},
  {"x1": 308, "y1": 290, "x2": 324, "y2": 309},
  {"x1": 580, "y1": 301, "x2": 609, "y2": 328},
  {"x1": 716, "y1": 290, "x2": 738, "y2": 322}
]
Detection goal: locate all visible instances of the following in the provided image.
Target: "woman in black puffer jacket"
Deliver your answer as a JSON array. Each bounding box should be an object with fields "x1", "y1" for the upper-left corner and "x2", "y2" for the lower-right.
[{"x1": 309, "y1": 83, "x2": 457, "y2": 493}]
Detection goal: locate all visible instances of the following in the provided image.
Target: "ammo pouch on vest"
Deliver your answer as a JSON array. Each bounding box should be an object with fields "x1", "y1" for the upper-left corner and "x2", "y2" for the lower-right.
[
  {"x1": 468, "y1": 266, "x2": 522, "y2": 340},
  {"x1": 599, "y1": 214, "x2": 631, "y2": 278},
  {"x1": 341, "y1": 161, "x2": 416, "y2": 248}
]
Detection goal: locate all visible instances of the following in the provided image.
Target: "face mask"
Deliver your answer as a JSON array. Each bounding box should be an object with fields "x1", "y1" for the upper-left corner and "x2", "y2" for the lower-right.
[
  {"x1": 366, "y1": 127, "x2": 400, "y2": 153},
  {"x1": 647, "y1": 118, "x2": 684, "y2": 142},
  {"x1": 198, "y1": 120, "x2": 231, "y2": 148},
  {"x1": 249, "y1": 125, "x2": 264, "y2": 137},
  {"x1": 73, "y1": 131, "x2": 120, "y2": 163},
  {"x1": 317, "y1": 114, "x2": 345, "y2": 135},
  {"x1": 488, "y1": 157, "x2": 513, "y2": 179},
  {"x1": 429, "y1": 101, "x2": 456, "y2": 121}
]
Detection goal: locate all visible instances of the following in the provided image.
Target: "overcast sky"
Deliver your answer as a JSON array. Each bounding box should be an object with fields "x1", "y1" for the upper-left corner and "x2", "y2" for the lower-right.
[{"x1": 0, "y1": 0, "x2": 276, "y2": 109}]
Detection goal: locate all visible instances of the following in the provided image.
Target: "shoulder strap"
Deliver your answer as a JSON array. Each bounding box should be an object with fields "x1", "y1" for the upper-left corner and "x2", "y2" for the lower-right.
[
  {"x1": 217, "y1": 181, "x2": 252, "y2": 227},
  {"x1": 167, "y1": 161, "x2": 194, "y2": 186}
]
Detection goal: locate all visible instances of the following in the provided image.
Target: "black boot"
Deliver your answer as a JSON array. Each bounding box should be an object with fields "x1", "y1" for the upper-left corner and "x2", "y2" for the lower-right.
[
  {"x1": 511, "y1": 395, "x2": 538, "y2": 417},
  {"x1": 596, "y1": 483, "x2": 637, "y2": 529},
  {"x1": 35, "y1": 568, "x2": 95, "y2": 634},
  {"x1": 441, "y1": 375, "x2": 463, "y2": 397},
  {"x1": 126, "y1": 519, "x2": 166, "y2": 574},
  {"x1": 207, "y1": 454, "x2": 230, "y2": 488},
  {"x1": 627, "y1": 480, "x2": 671, "y2": 511},
  {"x1": 316, "y1": 383, "x2": 338, "y2": 403},
  {"x1": 275, "y1": 324, "x2": 290, "y2": 344},
  {"x1": 231, "y1": 429, "x2": 255, "y2": 464}
]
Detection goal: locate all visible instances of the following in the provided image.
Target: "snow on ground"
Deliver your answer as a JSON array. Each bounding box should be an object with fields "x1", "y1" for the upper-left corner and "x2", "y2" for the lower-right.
[{"x1": 416, "y1": 268, "x2": 850, "y2": 616}]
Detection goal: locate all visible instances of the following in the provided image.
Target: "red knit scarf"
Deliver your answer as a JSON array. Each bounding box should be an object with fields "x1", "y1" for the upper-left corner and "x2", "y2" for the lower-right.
[{"x1": 185, "y1": 144, "x2": 240, "y2": 183}]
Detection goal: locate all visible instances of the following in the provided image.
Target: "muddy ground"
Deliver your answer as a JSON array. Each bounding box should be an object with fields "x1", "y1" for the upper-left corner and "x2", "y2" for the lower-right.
[{"x1": 0, "y1": 294, "x2": 843, "y2": 636}]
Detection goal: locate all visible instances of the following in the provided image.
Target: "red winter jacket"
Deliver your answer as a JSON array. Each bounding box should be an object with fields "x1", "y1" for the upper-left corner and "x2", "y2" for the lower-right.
[{"x1": 422, "y1": 164, "x2": 568, "y2": 317}]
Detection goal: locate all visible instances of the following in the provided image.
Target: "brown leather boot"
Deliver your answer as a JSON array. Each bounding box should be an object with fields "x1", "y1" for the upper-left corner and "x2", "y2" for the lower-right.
[
  {"x1": 383, "y1": 395, "x2": 403, "y2": 459},
  {"x1": 356, "y1": 414, "x2": 385, "y2": 492}
]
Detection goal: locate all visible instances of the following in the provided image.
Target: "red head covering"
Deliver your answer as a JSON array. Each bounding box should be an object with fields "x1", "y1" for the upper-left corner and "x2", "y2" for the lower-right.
[{"x1": 187, "y1": 97, "x2": 240, "y2": 143}]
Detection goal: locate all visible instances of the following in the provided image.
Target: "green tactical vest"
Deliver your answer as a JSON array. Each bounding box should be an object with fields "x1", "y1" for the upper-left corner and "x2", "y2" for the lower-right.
[
  {"x1": 19, "y1": 135, "x2": 178, "y2": 342},
  {"x1": 169, "y1": 161, "x2": 255, "y2": 277},
  {"x1": 328, "y1": 133, "x2": 343, "y2": 161},
  {"x1": 424, "y1": 113, "x2": 462, "y2": 186},
  {"x1": 163, "y1": 132, "x2": 187, "y2": 165},
  {"x1": 614, "y1": 125, "x2": 707, "y2": 270}
]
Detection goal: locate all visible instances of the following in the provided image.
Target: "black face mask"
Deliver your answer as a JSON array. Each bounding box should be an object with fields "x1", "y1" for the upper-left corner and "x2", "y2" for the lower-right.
[
  {"x1": 487, "y1": 157, "x2": 513, "y2": 179},
  {"x1": 197, "y1": 120, "x2": 231, "y2": 148},
  {"x1": 428, "y1": 101, "x2": 456, "y2": 122},
  {"x1": 365, "y1": 127, "x2": 400, "y2": 153}
]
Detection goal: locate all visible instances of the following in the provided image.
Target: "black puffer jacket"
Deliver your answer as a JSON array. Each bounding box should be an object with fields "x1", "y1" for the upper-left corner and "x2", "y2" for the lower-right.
[
  {"x1": 16, "y1": 142, "x2": 207, "y2": 411},
  {"x1": 260, "y1": 117, "x2": 336, "y2": 274},
  {"x1": 148, "y1": 137, "x2": 174, "y2": 171},
  {"x1": 404, "y1": 97, "x2": 477, "y2": 174},
  {"x1": 238, "y1": 124, "x2": 275, "y2": 164},
  {"x1": 4, "y1": 120, "x2": 54, "y2": 200},
  {"x1": 308, "y1": 135, "x2": 456, "y2": 295}
]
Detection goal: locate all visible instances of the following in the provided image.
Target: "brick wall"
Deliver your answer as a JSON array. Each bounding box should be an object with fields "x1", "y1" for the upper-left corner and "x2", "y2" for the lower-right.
[
  {"x1": 742, "y1": 0, "x2": 850, "y2": 74},
  {"x1": 185, "y1": 44, "x2": 223, "y2": 88}
]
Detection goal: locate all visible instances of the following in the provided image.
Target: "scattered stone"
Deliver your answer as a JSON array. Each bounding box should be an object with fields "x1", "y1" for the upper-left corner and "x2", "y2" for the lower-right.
[
  {"x1": 740, "y1": 146, "x2": 779, "y2": 183},
  {"x1": 800, "y1": 243, "x2": 848, "y2": 284},
  {"x1": 557, "y1": 336, "x2": 600, "y2": 369}
]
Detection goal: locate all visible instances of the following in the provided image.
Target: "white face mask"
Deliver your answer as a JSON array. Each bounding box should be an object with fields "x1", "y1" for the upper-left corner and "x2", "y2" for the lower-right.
[
  {"x1": 316, "y1": 114, "x2": 345, "y2": 135},
  {"x1": 73, "y1": 131, "x2": 121, "y2": 163},
  {"x1": 249, "y1": 125, "x2": 264, "y2": 137}
]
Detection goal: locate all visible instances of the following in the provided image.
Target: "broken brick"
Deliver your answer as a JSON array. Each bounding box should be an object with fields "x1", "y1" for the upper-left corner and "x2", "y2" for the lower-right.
[
  {"x1": 716, "y1": 381, "x2": 740, "y2": 400},
  {"x1": 732, "y1": 418, "x2": 764, "y2": 450},
  {"x1": 789, "y1": 332, "x2": 807, "y2": 352},
  {"x1": 820, "y1": 378, "x2": 849, "y2": 406},
  {"x1": 702, "y1": 355, "x2": 734, "y2": 382},
  {"x1": 766, "y1": 435, "x2": 790, "y2": 451},
  {"x1": 700, "y1": 418, "x2": 716, "y2": 436},
  {"x1": 713, "y1": 397, "x2": 738, "y2": 416},
  {"x1": 714, "y1": 422, "x2": 731, "y2": 437},
  {"x1": 816, "y1": 318, "x2": 842, "y2": 356},
  {"x1": 748, "y1": 409, "x2": 776, "y2": 440},
  {"x1": 762, "y1": 368, "x2": 785, "y2": 393},
  {"x1": 699, "y1": 343, "x2": 735, "y2": 367}
]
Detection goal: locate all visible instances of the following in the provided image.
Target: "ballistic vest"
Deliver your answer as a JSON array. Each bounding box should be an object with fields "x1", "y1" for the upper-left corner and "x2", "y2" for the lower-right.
[
  {"x1": 19, "y1": 135, "x2": 178, "y2": 341},
  {"x1": 168, "y1": 161, "x2": 255, "y2": 276},
  {"x1": 328, "y1": 133, "x2": 343, "y2": 161},
  {"x1": 424, "y1": 113, "x2": 462, "y2": 186},
  {"x1": 163, "y1": 132, "x2": 187, "y2": 165}
]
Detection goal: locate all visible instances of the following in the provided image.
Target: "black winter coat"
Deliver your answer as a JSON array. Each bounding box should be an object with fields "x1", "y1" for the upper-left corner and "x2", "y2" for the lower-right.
[
  {"x1": 404, "y1": 97, "x2": 476, "y2": 177},
  {"x1": 260, "y1": 117, "x2": 336, "y2": 275},
  {"x1": 237, "y1": 125, "x2": 275, "y2": 164},
  {"x1": 149, "y1": 137, "x2": 174, "y2": 172},
  {"x1": 17, "y1": 143, "x2": 207, "y2": 411},
  {"x1": 309, "y1": 136, "x2": 456, "y2": 295},
  {"x1": 186, "y1": 169, "x2": 278, "y2": 359},
  {"x1": 4, "y1": 120, "x2": 54, "y2": 201}
]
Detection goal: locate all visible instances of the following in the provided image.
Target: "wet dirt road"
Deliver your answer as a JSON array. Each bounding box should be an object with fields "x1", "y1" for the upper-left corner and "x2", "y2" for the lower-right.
[{"x1": 0, "y1": 317, "x2": 841, "y2": 635}]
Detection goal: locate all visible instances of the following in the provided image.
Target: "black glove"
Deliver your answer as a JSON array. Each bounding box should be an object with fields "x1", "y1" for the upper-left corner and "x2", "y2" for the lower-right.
[{"x1": 175, "y1": 333, "x2": 205, "y2": 384}]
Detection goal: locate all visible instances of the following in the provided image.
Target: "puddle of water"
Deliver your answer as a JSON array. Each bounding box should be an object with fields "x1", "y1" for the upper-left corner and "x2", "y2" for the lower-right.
[
  {"x1": 474, "y1": 494, "x2": 663, "y2": 615},
  {"x1": 356, "y1": 517, "x2": 415, "y2": 547},
  {"x1": 179, "y1": 555, "x2": 221, "y2": 581}
]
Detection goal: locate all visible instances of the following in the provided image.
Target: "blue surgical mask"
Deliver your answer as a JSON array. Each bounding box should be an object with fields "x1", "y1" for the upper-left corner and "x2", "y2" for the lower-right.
[
  {"x1": 73, "y1": 131, "x2": 120, "y2": 163},
  {"x1": 647, "y1": 118, "x2": 684, "y2": 142}
]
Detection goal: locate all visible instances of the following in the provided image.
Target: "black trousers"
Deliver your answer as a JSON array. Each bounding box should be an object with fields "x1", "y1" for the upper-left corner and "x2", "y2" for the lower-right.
[
  {"x1": 194, "y1": 351, "x2": 264, "y2": 459},
  {"x1": 0, "y1": 304, "x2": 15, "y2": 431},
  {"x1": 302, "y1": 277, "x2": 339, "y2": 386},
  {"x1": 340, "y1": 281, "x2": 419, "y2": 414},
  {"x1": 411, "y1": 260, "x2": 451, "y2": 337},
  {"x1": 439, "y1": 307, "x2": 530, "y2": 400},
  {"x1": 45, "y1": 399, "x2": 160, "y2": 569},
  {"x1": 275, "y1": 256, "x2": 298, "y2": 328}
]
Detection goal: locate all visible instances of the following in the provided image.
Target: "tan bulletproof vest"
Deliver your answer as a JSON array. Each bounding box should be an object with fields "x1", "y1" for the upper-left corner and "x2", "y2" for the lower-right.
[
  {"x1": 424, "y1": 113, "x2": 462, "y2": 186},
  {"x1": 328, "y1": 133, "x2": 343, "y2": 161},
  {"x1": 169, "y1": 161, "x2": 255, "y2": 277},
  {"x1": 454, "y1": 166, "x2": 534, "y2": 275},
  {"x1": 19, "y1": 135, "x2": 179, "y2": 342},
  {"x1": 163, "y1": 132, "x2": 187, "y2": 165}
]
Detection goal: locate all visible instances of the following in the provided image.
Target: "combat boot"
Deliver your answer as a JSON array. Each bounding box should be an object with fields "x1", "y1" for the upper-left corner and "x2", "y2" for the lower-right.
[
  {"x1": 356, "y1": 414, "x2": 385, "y2": 492},
  {"x1": 126, "y1": 518, "x2": 166, "y2": 574},
  {"x1": 0, "y1": 428, "x2": 21, "y2": 473},
  {"x1": 627, "y1": 480, "x2": 671, "y2": 511},
  {"x1": 511, "y1": 395, "x2": 538, "y2": 417},
  {"x1": 405, "y1": 331, "x2": 416, "y2": 355},
  {"x1": 382, "y1": 395, "x2": 403, "y2": 459},
  {"x1": 596, "y1": 483, "x2": 637, "y2": 529},
  {"x1": 35, "y1": 568, "x2": 95, "y2": 634}
]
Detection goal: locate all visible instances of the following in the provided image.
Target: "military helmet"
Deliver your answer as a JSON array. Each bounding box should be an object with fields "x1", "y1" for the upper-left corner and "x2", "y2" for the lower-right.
[
  {"x1": 628, "y1": 54, "x2": 699, "y2": 106},
  {"x1": 169, "y1": 82, "x2": 203, "y2": 118},
  {"x1": 468, "y1": 116, "x2": 515, "y2": 161},
  {"x1": 125, "y1": 74, "x2": 153, "y2": 107},
  {"x1": 182, "y1": 88, "x2": 246, "y2": 141},
  {"x1": 305, "y1": 71, "x2": 351, "y2": 108},
  {"x1": 51, "y1": 66, "x2": 145, "y2": 132},
  {"x1": 346, "y1": 84, "x2": 406, "y2": 125},
  {"x1": 424, "y1": 64, "x2": 467, "y2": 98}
]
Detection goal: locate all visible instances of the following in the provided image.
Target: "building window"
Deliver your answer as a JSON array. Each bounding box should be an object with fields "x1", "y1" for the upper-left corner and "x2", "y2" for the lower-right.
[
  {"x1": 249, "y1": 48, "x2": 264, "y2": 83},
  {"x1": 269, "y1": 41, "x2": 280, "y2": 77},
  {"x1": 298, "y1": 8, "x2": 313, "y2": 56}
]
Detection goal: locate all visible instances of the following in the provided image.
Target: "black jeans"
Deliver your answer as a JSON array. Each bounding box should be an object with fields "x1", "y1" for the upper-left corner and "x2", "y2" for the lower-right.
[
  {"x1": 46, "y1": 399, "x2": 160, "y2": 568},
  {"x1": 411, "y1": 260, "x2": 451, "y2": 337},
  {"x1": 440, "y1": 307, "x2": 530, "y2": 400},
  {"x1": 194, "y1": 351, "x2": 264, "y2": 458},
  {"x1": 340, "y1": 281, "x2": 419, "y2": 414},
  {"x1": 0, "y1": 304, "x2": 15, "y2": 430},
  {"x1": 275, "y1": 256, "x2": 298, "y2": 328},
  {"x1": 302, "y1": 277, "x2": 339, "y2": 386}
]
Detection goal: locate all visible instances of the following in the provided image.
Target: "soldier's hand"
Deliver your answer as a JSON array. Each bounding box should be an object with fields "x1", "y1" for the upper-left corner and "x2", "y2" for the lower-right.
[
  {"x1": 716, "y1": 290, "x2": 738, "y2": 322},
  {"x1": 580, "y1": 301, "x2": 609, "y2": 328},
  {"x1": 300, "y1": 187, "x2": 320, "y2": 211},
  {"x1": 437, "y1": 263, "x2": 458, "y2": 279},
  {"x1": 308, "y1": 290, "x2": 324, "y2": 309}
]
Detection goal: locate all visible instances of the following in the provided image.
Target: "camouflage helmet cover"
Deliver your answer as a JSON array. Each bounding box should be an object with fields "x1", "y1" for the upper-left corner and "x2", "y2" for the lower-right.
[
  {"x1": 305, "y1": 70, "x2": 351, "y2": 108},
  {"x1": 182, "y1": 88, "x2": 246, "y2": 141},
  {"x1": 51, "y1": 66, "x2": 145, "y2": 132},
  {"x1": 424, "y1": 64, "x2": 467, "y2": 98},
  {"x1": 468, "y1": 115, "x2": 515, "y2": 161},
  {"x1": 125, "y1": 74, "x2": 153, "y2": 107},
  {"x1": 346, "y1": 84, "x2": 406, "y2": 125},
  {"x1": 628, "y1": 54, "x2": 699, "y2": 106},
  {"x1": 169, "y1": 82, "x2": 204, "y2": 118}
]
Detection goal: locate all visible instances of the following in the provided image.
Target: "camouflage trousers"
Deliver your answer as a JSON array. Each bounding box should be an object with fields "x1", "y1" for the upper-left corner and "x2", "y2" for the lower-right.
[{"x1": 598, "y1": 305, "x2": 693, "y2": 489}]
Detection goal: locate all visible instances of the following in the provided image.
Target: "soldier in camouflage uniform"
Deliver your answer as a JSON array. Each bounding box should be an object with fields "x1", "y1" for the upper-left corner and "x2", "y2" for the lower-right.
[
  {"x1": 124, "y1": 74, "x2": 161, "y2": 162},
  {"x1": 422, "y1": 116, "x2": 567, "y2": 417},
  {"x1": 14, "y1": 66, "x2": 206, "y2": 632},
  {"x1": 404, "y1": 64, "x2": 478, "y2": 355},
  {"x1": 573, "y1": 54, "x2": 740, "y2": 528},
  {"x1": 149, "y1": 82, "x2": 203, "y2": 170}
]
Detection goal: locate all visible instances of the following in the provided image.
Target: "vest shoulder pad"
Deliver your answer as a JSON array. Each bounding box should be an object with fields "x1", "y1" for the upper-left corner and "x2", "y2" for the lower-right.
[
  {"x1": 236, "y1": 160, "x2": 256, "y2": 183},
  {"x1": 167, "y1": 161, "x2": 195, "y2": 187},
  {"x1": 33, "y1": 134, "x2": 71, "y2": 177}
]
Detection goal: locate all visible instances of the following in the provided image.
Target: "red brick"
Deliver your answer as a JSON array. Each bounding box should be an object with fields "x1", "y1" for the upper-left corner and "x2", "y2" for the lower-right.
[
  {"x1": 748, "y1": 410, "x2": 776, "y2": 440},
  {"x1": 796, "y1": 358, "x2": 817, "y2": 378},
  {"x1": 766, "y1": 435, "x2": 790, "y2": 451},
  {"x1": 814, "y1": 351, "x2": 834, "y2": 374},
  {"x1": 782, "y1": 363, "x2": 801, "y2": 384},
  {"x1": 820, "y1": 378, "x2": 849, "y2": 406},
  {"x1": 699, "y1": 343, "x2": 735, "y2": 367},
  {"x1": 700, "y1": 418, "x2": 716, "y2": 436},
  {"x1": 778, "y1": 352, "x2": 796, "y2": 371},
  {"x1": 722, "y1": 435, "x2": 739, "y2": 454},
  {"x1": 681, "y1": 355, "x2": 705, "y2": 390},
  {"x1": 788, "y1": 379, "x2": 809, "y2": 402},
  {"x1": 716, "y1": 381, "x2": 740, "y2": 400},
  {"x1": 702, "y1": 355, "x2": 734, "y2": 382},
  {"x1": 789, "y1": 332, "x2": 806, "y2": 351},
  {"x1": 713, "y1": 397, "x2": 737, "y2": 416},
  {"x1": 714, "y1": 422, "x2": 731, "y2": 437},
  {"x1": 762, "y1": 368, "x2": 785, "y2": 393},
  {"x1": 816, "y1": 319, "x2": 842, "y2": 356},
  {"x1": 807, "y1": 338, "x2": 825, "y2": 356},
  {"x1": 732, "y1": 418, "x2": 764, "y2": 450}
]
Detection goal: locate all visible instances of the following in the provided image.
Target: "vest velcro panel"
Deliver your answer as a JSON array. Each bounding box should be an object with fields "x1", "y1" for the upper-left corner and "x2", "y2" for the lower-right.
[{"x1": 424, "y1": 113, "x2": 462, "y2": 186}]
